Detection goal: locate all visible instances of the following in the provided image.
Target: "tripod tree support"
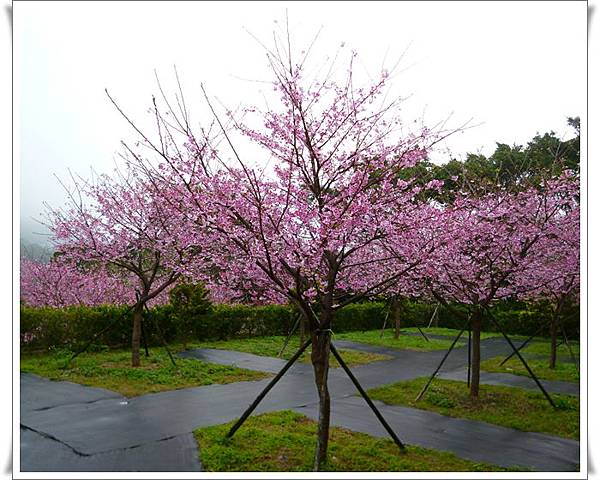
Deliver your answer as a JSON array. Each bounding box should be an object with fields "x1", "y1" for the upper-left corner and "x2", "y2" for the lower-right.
[
  {"x1": 557, "y1": 316, "x2": 579, "y2": 373},
  {"x1": 144, "y1": 303, "x2": 178, "y2": 368},
  {"x1": 416, "y1": 325, "x2": 430, "y2": 342},
  {"x1": 329, "y1": 343, "x2": 405, "y2": 452},
  {"x1": 427, "y1": 304, "x2": 439, "y2": 328},
  {"x1": 141, "y1": 315, "x2": 150, "y2": 358},
  {"x1": 498, "y1": 322, "x2": 547, "y2": 366},
  {"x1": 486, "y1": 309, "x2": 557, "y2": 408},
  {"x1": 378, "y1": 299, "x2": 429, "y2": 341},
  {"x1": 278, "y1": 314, "x2": 301, "y2": 358},
  {"x1": 379, "y1": 300, "x2": 393, "y2": 338},
  {"x1": 227, "y1": 338, "x2": 312, "y2": 439},
  {"x1": 66, "y1": 304, "x2": 135, "y2": 367},
  {"x1": 415, "y1": 319, "x2": 469, "y2": 402}
]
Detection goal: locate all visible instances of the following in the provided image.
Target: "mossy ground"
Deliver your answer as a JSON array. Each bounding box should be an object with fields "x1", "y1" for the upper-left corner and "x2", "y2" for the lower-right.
[
  {"x1": 333, "y1": 329, "x2": 467, "y2": 351},
  {"x1": 368, "y1": 378, "x2": 579, "y2": 440},
  {"x1": 481, "y1": 355, "x2": 579, "y2": 383},
  {"x1": 187, "y1": 335, "x2": 392, "y2": 367},
  {"x1": 21, "y1": 346, "x2": 269, "y2": 397},
  {"x1": 194, "y1": 410, "x2": 516, "y2": 472}
]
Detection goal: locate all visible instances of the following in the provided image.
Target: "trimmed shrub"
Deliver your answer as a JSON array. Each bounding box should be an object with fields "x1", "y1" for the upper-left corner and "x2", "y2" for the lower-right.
[
  {"x1": 332, "y1": 302, "x2": 387, "y2": 332},
  {"x1": 194, "y1": 304, "x2": 296, "y2": 340},
  {"x1": 169, "y1": 282, "x2": 212, "y2": 346},
  {"x1": 20, "y1": 299, "x2": 580, "y2": 351},
  {"x1": 20, "y1": 304, "x2": 178, "y2": 352}
]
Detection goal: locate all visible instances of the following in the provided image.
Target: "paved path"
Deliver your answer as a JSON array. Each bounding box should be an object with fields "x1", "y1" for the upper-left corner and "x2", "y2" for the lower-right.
[
  {"x1": 394, "y1": 331, "x2": 580, "y2": 363},
  {"x1": 20, "y1": 337, "x2": 580, "y2": 472},
  {"x1": 178, "y1": 348, "x2": 304, "y2": 374},
  {"x1": 21, "y1": 426, "x2": 201, "y2": 472},
  {"x1": 295, "y1": 397, "x2": 579, "y2": 472}
]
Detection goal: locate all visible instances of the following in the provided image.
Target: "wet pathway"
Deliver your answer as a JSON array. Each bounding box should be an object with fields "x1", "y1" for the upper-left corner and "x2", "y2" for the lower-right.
[{"x1": 20, "y1": 336, "x2": 580, "y2": 472}]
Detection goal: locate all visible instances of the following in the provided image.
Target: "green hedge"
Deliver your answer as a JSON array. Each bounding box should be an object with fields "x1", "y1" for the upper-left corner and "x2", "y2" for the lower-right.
[
  {"x1": 485, "y1": 300, "x2": 580, "y2": 338},
  {"x1": 401, "y1": 300, "x2": 580, "y2": 338},
  {"x1": 194, "y1": 304, "x2": 297, "y2": 340},
  {"x1": 20, "y1": 300, "x2": 579, "y2": 351},
  {"x1": 20, "y1": 305, "x2": 179, "y2": 351}
]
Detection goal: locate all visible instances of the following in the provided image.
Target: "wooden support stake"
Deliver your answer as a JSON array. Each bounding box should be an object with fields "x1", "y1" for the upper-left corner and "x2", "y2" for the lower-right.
[
  {"x1": 415, "y1": 319, "x2": 469, "y2": 402},
  {"x1": 498, "y1": 322, "x2": 547, "y2": 366},
  {"x1": 278, "y1": 314, "x2": 301, "y2": 358},
  {"x1": 67, "y1": 305, "x2": 135, "y2": 366},
  {"x1": 227, "y1": 338, "x2": 312, "y2": 439},
  {"x1": 145, "y1": 304, "x2": 177, "y2": 367},
  {"x1": 486, "y1": 308, "x2": 556, "y2": 409},
  {"x1": 330, "y1": 343, "x2": 405, "y2": 451}
]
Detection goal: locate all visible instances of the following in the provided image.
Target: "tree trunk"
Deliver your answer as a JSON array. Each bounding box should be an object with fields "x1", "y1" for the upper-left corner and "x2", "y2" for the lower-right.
[
  {"x1": 141, "y1": 316, "x2": 150, "y2": 357},
  {"x1": 470, "y1": 309, "x2": 482, "y2": 398},
  {"x1": 549, "y1": 316, "x2": 558, "y2": 369},
  {"x1": 131, "y1": 304, "x2": 143, "y2": 367},
  {"x1": 310, "y1": 321, "x2": 331, "y2": 471},
  {"x1": 393, "y1": 298, "x2": 401, "y2": 339},
  {"x1": 299, "y1": 315, "x2": 306, "y2": 347}
]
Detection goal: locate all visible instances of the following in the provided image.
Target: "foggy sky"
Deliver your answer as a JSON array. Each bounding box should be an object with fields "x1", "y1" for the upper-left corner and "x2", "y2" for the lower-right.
[{"x1": 15, "y1": 1, "x2": 586, "y2": 247}]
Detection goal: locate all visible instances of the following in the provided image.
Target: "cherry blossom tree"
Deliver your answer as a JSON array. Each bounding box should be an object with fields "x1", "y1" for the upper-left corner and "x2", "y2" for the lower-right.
[
  {"x1": 20, "y1": 257, "x2": 133, "y2": 307},
  {"x1": 515, "y1": 203, "x2": 580, "y2": 368},
  {"x1": 422, "y1": 173, "x2": 579, "y2": 397},
  {"x1": 46, "y1": 170, "x2": 193, "y2": 366},
  {"x1": 125, "y1": 42, "x2": 458, "y2": 467}
]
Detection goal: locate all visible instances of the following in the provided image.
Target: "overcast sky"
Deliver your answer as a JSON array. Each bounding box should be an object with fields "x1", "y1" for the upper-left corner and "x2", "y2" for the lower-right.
[{"x1": 15, "y1": 0, "x2": 586, "y2": 245}]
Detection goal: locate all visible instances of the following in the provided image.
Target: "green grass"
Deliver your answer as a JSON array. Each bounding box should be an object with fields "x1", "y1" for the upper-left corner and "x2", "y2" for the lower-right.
[
  {"x1": 481, "y1": 355, "x2": 579, "y2": 383},
  {"x1": 21, "y1": 347, "x2": 269, "y2": 397},
  {"x1": 185, "y1": 335, "x2": 392, "y2": 367},
  {"x1": 400, "y1": 327, "x2": 501, "y2": 340},
  {"x1": 334, "y1": 329, "x2": 466, "y2": 351},
  {"x1": 367, "y1": 378, "x2": 579, "y2": 440},
  {"x1": 523, "y1": 340, "x2": 580, "y2": 358},
  {"x1": 194, "y1": 410, "x2": 515, "y2": 472}
]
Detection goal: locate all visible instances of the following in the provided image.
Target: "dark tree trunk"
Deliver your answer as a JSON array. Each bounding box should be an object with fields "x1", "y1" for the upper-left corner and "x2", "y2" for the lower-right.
[
  {"x1": 141, "y1": 316, "x2": 149, "y2": 357},
  {"x1": 549, "y1": 315, "x2": 558, "y2": 369},
  {"x1": 470, "y1": 309, "x2": 482, "y2": 398},
  {"x1": 393, "y1": 297, "x2": 402, "y2": 339},
  {"x1": 311, "y1": 333, "x2": 331, "y2": 471},
  {"x1": 299, "y1": 315, "x2": 306, "y2": 347},
  {"x1": 310, "y1": 311, "x2": 332, "y2": 471},
  {"x1": 548, "y1": 300, "x2": 566, "y2": 369},
  {"x1": 131, "y1": 304, "x2": 143, "y2": 367}
]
